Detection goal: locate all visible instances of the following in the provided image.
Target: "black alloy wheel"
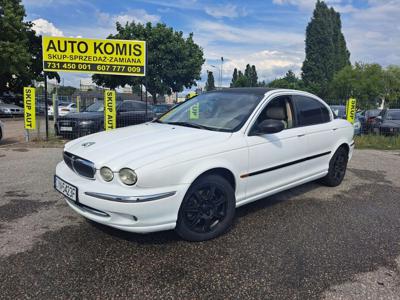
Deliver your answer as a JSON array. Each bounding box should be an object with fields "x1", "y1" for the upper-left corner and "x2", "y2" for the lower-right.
[
  {"x1": 176, "y1": 174, "x2": 235, "y2": 241},
  {"x1": 321, "y1": 146, "x2": 349, "y2": 187}
]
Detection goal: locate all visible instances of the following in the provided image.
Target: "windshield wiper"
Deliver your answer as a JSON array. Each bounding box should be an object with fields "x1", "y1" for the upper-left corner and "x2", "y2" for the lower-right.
[{"x1": 164, "y1": 121, "x2": 210, "y2": 130}]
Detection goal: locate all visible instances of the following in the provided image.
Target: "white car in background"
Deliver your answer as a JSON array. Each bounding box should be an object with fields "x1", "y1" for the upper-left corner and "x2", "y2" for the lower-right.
[
  {"x1": 55, "y1": 88, "x2": 354, "y2": 241},
  {"x1": 48, "y1": 102, "x2": 77, "y2": 118}
]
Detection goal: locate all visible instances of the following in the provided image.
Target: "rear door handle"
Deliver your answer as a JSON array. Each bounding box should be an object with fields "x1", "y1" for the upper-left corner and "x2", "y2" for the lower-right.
[{"x1": 332, "y1": 128, "x2": 338, "y2": 131}]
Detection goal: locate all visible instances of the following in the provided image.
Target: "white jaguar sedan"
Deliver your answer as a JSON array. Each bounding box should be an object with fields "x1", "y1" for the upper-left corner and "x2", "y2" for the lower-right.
[{"x1": 55, "y1": 88, "x2": 354, "y2": 241}]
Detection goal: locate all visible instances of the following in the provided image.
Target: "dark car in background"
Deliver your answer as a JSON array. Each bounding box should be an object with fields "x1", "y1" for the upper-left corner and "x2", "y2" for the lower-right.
[
  {"x1": 152, "y1": 103, "x2": 173, "y2": 117},
  {"x1": 374, "y1": 109, "x2": 400, "y2": 136},
  {"x1": 55, "y1": 100, "x2": 156, "y2": 139},
  {"x1": 358, "y1": 109, "x2": 382, "y2": 133}
]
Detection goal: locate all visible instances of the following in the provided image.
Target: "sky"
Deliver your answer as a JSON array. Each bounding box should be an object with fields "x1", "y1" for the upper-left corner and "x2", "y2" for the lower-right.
[{"x1": 23, "y1": 0, "x2": 400, "y2": 90}]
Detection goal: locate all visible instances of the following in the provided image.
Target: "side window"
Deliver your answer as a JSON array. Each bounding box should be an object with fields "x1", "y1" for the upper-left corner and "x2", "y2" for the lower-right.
[
  {"x1": 254, "y1": 96, "x2": 295, "y2": 130},
  {"x1": 293, "y1": 96, "x2": 330, "y2": 126},
  {"x1": 119, "y1": 101, "x2": 135, "y2": 112},
  {"x1": 132, "y1": 102, "x2": 146, "y2": 110}
]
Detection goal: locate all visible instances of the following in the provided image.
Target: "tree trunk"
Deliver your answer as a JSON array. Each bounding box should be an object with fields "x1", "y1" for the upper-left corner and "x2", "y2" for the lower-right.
[{"x1": 151, "y1": 92, "x2": 157, "y2": 104}]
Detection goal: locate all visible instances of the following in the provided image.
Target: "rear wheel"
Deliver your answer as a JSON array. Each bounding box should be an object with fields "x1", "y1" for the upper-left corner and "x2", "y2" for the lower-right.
[
  {"x1": 176, "y1": 174, "x2": 235, "y2": 241},
  {"x1": 321, "y1": 147, "x2": 349, "y2": 187}
]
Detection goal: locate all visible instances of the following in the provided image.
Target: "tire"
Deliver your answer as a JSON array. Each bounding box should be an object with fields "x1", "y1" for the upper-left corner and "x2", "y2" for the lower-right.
[
  {"x1": 176, "y1": 174, "x2": 236, "y2": 241},
  {"x1": 321, "y1": 146, "x2": 349, "y2": 187}
]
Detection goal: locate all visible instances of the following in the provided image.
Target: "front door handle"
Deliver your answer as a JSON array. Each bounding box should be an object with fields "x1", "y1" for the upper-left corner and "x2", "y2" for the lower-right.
[
  {"x1": 332, "y1": 128, "x2": 338, "y2": 131},
  {"x1": 297, "y1": 134, "x2": 306, "y2": 137}
]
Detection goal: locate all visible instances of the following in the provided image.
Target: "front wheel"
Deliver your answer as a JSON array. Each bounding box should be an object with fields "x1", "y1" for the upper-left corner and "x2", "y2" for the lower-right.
[
  {"x1": 321, "y1": 147, "x2": 349, "y2": 187},
  {"x1": 176, "y1": 174, "x2": 235, "y2": 241}
]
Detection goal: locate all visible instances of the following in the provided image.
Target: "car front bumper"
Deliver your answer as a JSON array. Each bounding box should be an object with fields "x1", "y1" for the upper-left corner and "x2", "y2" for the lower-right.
[{"x1": 55, "y1": 161, "x2": 189, "y2": 233}]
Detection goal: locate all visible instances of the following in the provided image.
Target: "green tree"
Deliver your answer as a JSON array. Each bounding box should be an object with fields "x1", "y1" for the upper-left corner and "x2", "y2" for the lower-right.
[
  {"x1": 0, "y1": 1, "x2": 59, "y2": 94},
  {"x1": 233, "y1": 70, "x2": 249, "y2": 87},
  {"x1": 329, "y1": 63, "x2": 387, "y2": 108},
  {"x1": 268, "y1": 70, "x2": 304, "y2": 90},
  {"x1": 230, "y1": 64, "x2": 257, "y2": 87},
  {"x1": 302, "y1": 0, "x2": 350, "y2": 98},
  {"x1": 205, "y1": 71, "x2": 215, "y2": 91},
  {"x1": 0, "y1": 0, "x2": 31, "y2": 93},
  {"x1": 230, "y1": 68, "x2": 238, "y2": 87},
  {"x1": 250, "y1": 65, "x2": 258, "y2": 87},
  {"x1": 93, "y1": 22, "x2": 204, "y2": 103}
]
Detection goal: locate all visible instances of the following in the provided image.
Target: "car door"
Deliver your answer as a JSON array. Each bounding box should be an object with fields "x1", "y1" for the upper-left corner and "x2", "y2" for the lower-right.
[
  {"x1": 244, "y1": 95, "x2": 310, "y2": 199},
  {"x1": 292, "y1": 94, "x2": 335, "y2": 175}
]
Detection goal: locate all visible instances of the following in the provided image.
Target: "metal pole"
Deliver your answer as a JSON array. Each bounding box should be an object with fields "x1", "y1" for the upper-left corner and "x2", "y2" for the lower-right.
[
  {"x1": 44, "y1": 73, "x2": 49, "y2": 140},
  {"x1": 145, "y1": 80, "x2": 148, "y2": 119}
]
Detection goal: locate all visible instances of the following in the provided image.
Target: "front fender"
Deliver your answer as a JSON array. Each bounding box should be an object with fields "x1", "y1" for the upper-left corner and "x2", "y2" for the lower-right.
[{"x1": 136, "y1": 147, "x2": 248, "y2": 202}]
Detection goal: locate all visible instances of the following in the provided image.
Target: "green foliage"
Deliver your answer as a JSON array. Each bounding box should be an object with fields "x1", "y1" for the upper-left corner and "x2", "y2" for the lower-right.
[
  {"x1": 355, "y1": 135, "x2": 400, "y2": 150},
  {"x1": 230, "y1": 68, "x2": 238, "y2": 87},
  {"x1": 302, "y1": 0, "x2": 350, "y2": 98},
  {"x1": 230, "y1": 64, "x2": 258, "y2": 87},
  {"x1": 329, "y1": 63, "x2": 400, "y2": 109},
  {"x1": 268, "y1": 70, "x2": 304, "y2": 90},
  {"x1": 0, "y1": 0, "x2": 30, "y2": 93},
  {"x1": 205, "y1": 71, "x2": 215, "y2": 91},
  {"x1": 93, "y1": 22, "x2": 204, "y2": 103},
  {"x1": 0, "y1": 0, "x2": 59, "y2": 94}
]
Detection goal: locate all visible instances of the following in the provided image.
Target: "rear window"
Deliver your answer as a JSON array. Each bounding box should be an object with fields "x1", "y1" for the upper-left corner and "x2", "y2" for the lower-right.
[{"x1": 387, "y1": 111, "x2": 400, "y2": 120}]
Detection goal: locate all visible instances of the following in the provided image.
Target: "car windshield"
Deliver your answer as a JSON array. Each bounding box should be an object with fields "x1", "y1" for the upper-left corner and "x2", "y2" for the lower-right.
[
  {"x1": 85, "y1": 101, "x2": 104, "y2": 112},
  {"x1": 84, "y1": 101, "x2": 122, "y2": 112},
  {"x1": 157, "y1": 92, "x2": 263, "y2": 132},
  {"x1": 387, "y1": 111, "x2": 400, "y2": 120},
  {"x1": 153, "y1": 105, "x2": 171, "y2": 113}
]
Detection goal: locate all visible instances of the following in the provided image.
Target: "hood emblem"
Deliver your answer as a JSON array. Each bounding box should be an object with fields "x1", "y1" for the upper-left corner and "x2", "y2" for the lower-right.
[{"x1": 82, "y1": 142, "x2": 95, "y2": 148}]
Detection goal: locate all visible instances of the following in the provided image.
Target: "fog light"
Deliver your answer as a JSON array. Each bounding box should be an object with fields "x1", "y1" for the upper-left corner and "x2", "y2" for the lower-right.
[
  {"x1": 100, "y1": 167, "x2": 114, "y2": 182},
  {"x1": 119, "y1": 168, "x2": 137, "y2": 185}
]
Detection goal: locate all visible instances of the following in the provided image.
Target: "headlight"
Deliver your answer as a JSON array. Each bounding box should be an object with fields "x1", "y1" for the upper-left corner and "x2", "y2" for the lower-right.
[
  {"x1": 79, "y1": 120, "x2": 94, "y2": 125},
  {"x1": 119, "y1": 168, "x2": 137, "y2": 185},
  {"x1": 100, "y1": 167, "x2": 114, "y2": 182}
]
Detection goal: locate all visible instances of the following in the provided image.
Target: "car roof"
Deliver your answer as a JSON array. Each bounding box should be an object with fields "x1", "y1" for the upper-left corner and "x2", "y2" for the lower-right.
[{"x1": 209, "y1": 87, "x2": 276, "y2": 96}]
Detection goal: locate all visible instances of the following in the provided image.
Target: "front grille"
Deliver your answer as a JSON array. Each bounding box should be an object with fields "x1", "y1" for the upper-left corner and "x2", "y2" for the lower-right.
[
  {"x1": 59, "y1": 120, "x2": 77, "y2": 127},
  {"x1": 63, "y1": 151, "x2": 96, "y2": 179}
]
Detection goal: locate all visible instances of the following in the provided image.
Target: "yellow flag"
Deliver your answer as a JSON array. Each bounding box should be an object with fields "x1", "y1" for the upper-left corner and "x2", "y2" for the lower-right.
[
  {"x1": 104, "y1": 90, "x2": 116, "y2": 130},
  {"x1": 24, "y1": 87, "x2": 36, "y2": 130}
]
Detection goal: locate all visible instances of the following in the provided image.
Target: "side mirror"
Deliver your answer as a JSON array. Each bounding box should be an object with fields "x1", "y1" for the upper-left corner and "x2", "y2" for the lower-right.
[{"x1": 255, "y1": 119, "x2": 285, "y2": 135}]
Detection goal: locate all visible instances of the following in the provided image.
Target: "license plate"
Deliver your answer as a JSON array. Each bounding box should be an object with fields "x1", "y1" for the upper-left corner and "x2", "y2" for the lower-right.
[
  {"x1": 60, "y1": 126, "x2": 73, "y2": 132},
  {"x1": 54, "y1": 176, "x2": 78, "y2": 202}
]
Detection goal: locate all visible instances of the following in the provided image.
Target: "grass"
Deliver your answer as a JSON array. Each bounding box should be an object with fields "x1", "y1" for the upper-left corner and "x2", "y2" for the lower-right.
[{"x1": 355, "y1": 135, "x2": 400, "y2": 150}]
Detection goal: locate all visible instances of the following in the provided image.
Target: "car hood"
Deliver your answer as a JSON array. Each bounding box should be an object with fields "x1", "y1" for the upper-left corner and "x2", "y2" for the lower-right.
[
  {"x1": 381, "y1": 120, "x2": 400, "y2": 127},
  {"x1": 58, "y1": 112, "x2": 103, "y2": 120},
  {"x1": 64, "y1": 122, "x2": 232, "y2": 170}
]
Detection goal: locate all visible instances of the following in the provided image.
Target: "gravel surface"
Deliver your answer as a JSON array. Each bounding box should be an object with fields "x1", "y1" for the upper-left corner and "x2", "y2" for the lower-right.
[{"x1": 0, "y1": 148, "x2": 400, "y2": 299}]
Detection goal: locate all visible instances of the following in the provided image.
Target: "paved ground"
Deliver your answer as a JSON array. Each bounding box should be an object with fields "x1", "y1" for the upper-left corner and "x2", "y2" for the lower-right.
[
  {"x1": 0, "y1": 148, "x2": 400, "y2": 299},
  {"x1": 0, "y1": 117, "x2": 55, "y2": 145}
]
